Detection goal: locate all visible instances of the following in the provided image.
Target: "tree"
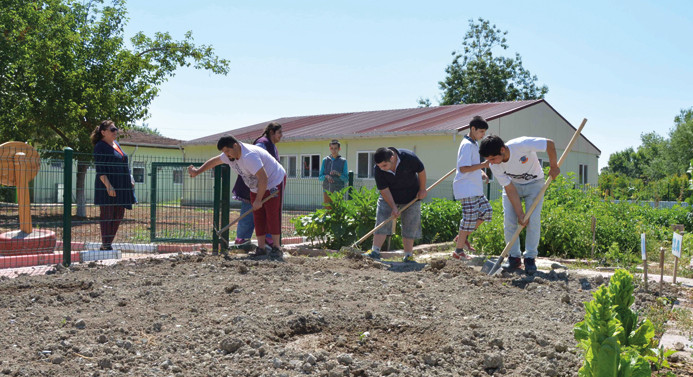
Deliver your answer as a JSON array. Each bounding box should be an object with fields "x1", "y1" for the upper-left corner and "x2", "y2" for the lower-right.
[
  {"x1": 0, "y1": 0, "x2": 229, "y2": 216},
  {"x1": 425, "y1": 18, "x2": 548, "y2": 106},
  {"x1": 667, "y1": 108, "x2": 693, "y2": 174}
]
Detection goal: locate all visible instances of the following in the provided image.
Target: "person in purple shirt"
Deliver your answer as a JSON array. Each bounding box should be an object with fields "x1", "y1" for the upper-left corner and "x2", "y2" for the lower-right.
[{"x1": 232, "y1": 122, "x2": 283, "y2": 249}]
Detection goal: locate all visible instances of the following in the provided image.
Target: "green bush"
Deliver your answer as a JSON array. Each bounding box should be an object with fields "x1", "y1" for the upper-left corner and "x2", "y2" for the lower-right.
[
  {"x1": 291, "y1": 186, "x2": 379, "y2": 250},
  {"x1": 293, "y1": 173, "x2": 693, "y2": 259}
]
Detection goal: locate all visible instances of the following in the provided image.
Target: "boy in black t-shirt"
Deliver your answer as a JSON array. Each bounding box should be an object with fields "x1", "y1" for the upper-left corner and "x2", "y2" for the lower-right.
[{"x1": 363, "y1": 147, "x2": 427, "y2": 262}]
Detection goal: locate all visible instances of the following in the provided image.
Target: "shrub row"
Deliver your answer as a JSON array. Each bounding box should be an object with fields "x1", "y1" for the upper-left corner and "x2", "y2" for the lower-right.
[{"x1": 292, "y1": 173, "x2": 693, "y2": 259}]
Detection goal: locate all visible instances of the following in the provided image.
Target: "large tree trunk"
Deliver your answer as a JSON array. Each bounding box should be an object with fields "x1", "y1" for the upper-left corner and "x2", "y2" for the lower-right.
[{"x1": 75, "y1": 161, "x2": 89, "y2": 218}]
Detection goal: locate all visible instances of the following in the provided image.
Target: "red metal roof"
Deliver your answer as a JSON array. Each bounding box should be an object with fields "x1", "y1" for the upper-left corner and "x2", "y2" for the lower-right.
[
  {"x1": 118, "y1": 129, "x2": 182, "y2": 148},
  {"x1": 184, "y1": 99, "x2": 574, "y2": 145}
]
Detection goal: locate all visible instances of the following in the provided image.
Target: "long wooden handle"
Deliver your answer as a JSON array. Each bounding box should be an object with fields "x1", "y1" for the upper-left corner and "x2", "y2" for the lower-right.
[
  {"x1": 490, "y1": 118, "x2": 587, "y2": 269},
  {"x1": 352, "y1": 168, "x2": 456, "y2": 247},
  {"x1": 216, "y1": 191, "x2": 279, "y2": 236}
]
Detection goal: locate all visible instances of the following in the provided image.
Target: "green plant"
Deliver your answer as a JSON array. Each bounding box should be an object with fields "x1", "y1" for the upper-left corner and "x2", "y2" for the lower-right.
[
  {"x1": 325, "y1": 250, "x2": 346, "y2": 259},
  {"x1": 291, "y1": 186, "x2": 379, "y2": 250},
  {"x1": 574, "y1": 269, "x2": 653, "y2": 376},
  {"x1": 644, "y1": 345, "x2": 676, "y2": 371},
  {"x1": 604, "y1": 242, "x2": 638, "y2": 268}
]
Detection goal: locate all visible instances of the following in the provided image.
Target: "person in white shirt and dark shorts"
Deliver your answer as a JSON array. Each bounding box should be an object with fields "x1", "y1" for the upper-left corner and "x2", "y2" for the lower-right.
[{"x1": 452, "y1": 116, "x2": 493, "y2": 260}]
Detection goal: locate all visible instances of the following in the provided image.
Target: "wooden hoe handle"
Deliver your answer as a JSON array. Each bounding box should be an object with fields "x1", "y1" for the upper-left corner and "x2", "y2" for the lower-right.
[{"x1": 351, "y1": 168, "x2": 457, "y2": 247}]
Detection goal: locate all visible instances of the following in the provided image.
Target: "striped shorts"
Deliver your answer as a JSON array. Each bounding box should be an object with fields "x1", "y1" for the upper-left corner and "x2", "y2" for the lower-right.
[{"x1": 459, "y1": 195, "x2": 493, "y2": 232}]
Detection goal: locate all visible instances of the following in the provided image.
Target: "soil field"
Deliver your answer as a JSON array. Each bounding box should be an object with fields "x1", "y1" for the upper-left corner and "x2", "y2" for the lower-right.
[{"x1": 0, "y1": 252, "x2": 680, "y2": 376}]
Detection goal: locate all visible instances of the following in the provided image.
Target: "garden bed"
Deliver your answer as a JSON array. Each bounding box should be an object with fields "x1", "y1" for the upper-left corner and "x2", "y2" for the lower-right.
[{"x1": 0, "y1": 251, "x2": 686, "y2": 376}]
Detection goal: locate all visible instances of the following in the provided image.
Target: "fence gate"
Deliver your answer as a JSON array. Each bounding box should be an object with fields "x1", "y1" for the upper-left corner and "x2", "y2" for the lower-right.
[{"x1": 149, "y1": 162, "x2": 228, "y2": 246}]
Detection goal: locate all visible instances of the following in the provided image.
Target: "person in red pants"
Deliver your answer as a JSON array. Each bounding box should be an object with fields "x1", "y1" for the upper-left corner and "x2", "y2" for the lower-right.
[{"x1": 188, "y1": 135, "x2": 286, "y2": 256}]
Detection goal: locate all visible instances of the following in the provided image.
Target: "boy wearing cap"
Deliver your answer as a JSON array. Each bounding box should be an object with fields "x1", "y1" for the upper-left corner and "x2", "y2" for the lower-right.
[
  {"x1": 452, "y1": 115, "x2": 493, "y2": 260},
  {"x1": 319, "y1": 139, "x2": 349, "y2": 206},
  {"x1": 478, "y1": 134, "x2": 560, "y2": 274}
]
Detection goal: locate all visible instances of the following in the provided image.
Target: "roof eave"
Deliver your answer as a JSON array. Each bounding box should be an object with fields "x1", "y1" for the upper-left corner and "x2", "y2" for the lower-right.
[{"x1": 183, "y1": 130, "x2": 457, "y2": 146}]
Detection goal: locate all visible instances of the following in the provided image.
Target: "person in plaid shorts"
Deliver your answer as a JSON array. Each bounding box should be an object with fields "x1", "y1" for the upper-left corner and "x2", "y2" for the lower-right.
[{"x1": 452, "y1": 116, "x2": 493, "y2": 259}]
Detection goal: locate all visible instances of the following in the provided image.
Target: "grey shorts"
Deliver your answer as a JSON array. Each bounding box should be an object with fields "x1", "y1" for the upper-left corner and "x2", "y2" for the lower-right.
[{"x1": 374, "y1": 197, "x2": 422, "y2": 239}]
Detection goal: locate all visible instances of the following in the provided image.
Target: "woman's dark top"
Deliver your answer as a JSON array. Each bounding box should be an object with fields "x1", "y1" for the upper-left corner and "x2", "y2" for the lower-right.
[{"x1": 93, "y1": 140, "x2": 136, "y2": 209}]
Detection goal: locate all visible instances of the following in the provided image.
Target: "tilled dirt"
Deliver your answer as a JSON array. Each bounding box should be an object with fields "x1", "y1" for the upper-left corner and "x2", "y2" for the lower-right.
[{"x1": 0, "y1": 252, "x2": 676, "y2": 376}]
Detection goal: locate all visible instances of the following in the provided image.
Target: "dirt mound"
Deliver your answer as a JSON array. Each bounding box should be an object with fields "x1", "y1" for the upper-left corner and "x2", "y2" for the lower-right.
[{"x1": 0, "y1": 253, "x2": 672, "y2": 376}]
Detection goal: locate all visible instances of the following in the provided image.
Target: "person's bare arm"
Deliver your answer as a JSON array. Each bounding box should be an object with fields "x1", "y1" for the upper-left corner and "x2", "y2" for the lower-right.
[
  {"x1": 545, "y1": 140, "x2": 560, "y2": 179},
  {"x1": 417, "y1": 169, "x2": 427, "y2": 200},
  {"x1": 188, "y1": 156, "x2": 223, "y2": 178},
  {"x1": 504, "y1": 183, "x2": 527, "y2": 226},
  {"x1": 379, "y1": 188, "x2": 400, "y2": 218},
  {"x1": 252, "y1": 168, "x2": 269, "y2": 211}
]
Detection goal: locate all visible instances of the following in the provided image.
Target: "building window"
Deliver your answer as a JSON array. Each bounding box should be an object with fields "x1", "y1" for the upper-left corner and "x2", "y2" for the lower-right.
[
  {"x1": 301, "y1": 155, "x2": 320, "y2": 178},
  {"x1": 132, "y1": 162, "x2": 145, "y2": 183},
  {"x1": 280, "y1": 155, "x2": 298, "y2": 178},
  {"x1": 357, "y1": 151, "x2": 376, "y2": 178},
  {"x1": 579, "y1": 164, "x2": 588, "y2": 185},
  {"x1": 173, "y1": 168, "x2": 183, "y2": 185}
]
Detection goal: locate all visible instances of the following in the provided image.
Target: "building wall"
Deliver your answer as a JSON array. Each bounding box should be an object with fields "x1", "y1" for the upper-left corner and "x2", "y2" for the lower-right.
[{"x1": 182, "y1": 104, "x2": 600, "y2": 210}]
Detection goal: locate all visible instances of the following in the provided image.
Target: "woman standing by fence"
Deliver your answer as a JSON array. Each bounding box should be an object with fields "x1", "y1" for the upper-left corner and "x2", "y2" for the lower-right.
[{"x1": 91, "y1": 120, "x2": 136, "y2": 251}]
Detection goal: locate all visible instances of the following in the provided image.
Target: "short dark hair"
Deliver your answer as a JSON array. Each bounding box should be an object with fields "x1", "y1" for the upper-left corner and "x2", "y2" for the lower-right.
[
  {"x1": 217, "y1": 135, "x2": 239, "y2": 151},
  {"x1": 373, "y1": 147, "x2": 394, "y2": 164},
  {"x1": 469, "y1": 115, "x2": 488, "y2": 130},
  {"x1": 329, "y1": 139, "x2": 340, "y2": 147},
  {"x1": 479, "y1": 135, "x2": 505, "y2": 157}
]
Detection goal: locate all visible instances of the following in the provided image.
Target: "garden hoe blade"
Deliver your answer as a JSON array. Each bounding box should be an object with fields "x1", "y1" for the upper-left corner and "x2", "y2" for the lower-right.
[{"x1": 481, "y1": 256, "x2": 504, "y2": 275}]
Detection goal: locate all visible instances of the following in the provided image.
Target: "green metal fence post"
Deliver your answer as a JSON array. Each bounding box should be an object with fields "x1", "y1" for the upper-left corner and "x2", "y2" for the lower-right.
[
  {"x1": 220, "y1": 165, "x2": 230, "y2": 252},
  {"x1": 348, "y1": 171, "x2": 354, "y2": 200},
  {"x1": 62, "y1": 148, "x2": 73, "y2": 266},
  {"x1": 212, "y1": 165, "x2": 222, "y2": 253},
  {"x1": 150, "y1": 165, "x2": 157, "y2": 241}
]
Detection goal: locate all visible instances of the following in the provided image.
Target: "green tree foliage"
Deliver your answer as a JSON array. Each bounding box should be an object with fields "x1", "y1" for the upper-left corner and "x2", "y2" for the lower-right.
[
  {"x1": 0, "y1": 0, "x2": 229, "y2": 215},
  {"x1": 603, "y1": 107, "x2": 693, "y2": 184},
  {"x1": 669, "y1": 108, "x2": 693, "y2": 174},
  {"x1": 433, "y1": 18, "x2": 548, "y2": 105}
]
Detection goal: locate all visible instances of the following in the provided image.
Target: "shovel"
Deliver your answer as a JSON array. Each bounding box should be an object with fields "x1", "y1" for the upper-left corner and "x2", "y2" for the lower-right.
[
  {"x1": 216, "y1": 190, "x2": 279, "y2": 247},
  {"x1": 482, "y1": 118, "x2": 588, "y2": 275},
  {"x1": 341, "y1": 168, "x2": 456, "y2": 255}
]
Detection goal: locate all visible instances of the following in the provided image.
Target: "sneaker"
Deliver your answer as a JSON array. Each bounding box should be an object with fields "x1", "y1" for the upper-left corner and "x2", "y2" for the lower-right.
[
  {"x1": 502, "y1": 256, "x2": 522, "y2": 271},
  {"x1": 248, "y1": 246, "x2": 267, "y2": 257},
  {"x1": 402, "y1": 255, "x2": 416, "y2": 263},
  {"x1": 100, "y1": 245, "x2": 113, "y2": 251},
  {"x1": 234, "y1": 238, "x2": 250, "y2": 246},
  {"x1": 452, "y1": 250, "x2": 471, "y2": 260},
  {"x1": 363, "y1": 249, "x2": 381, "y2": 260},
  {"x1": 269, "y1": 246, "x2": 283, "y2": 258},
  {"x1": 524, "y1": 257, "x2": 537, "y2": 274}
]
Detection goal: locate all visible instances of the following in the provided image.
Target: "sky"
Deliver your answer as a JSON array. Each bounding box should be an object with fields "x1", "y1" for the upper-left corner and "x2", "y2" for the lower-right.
[{"x1": 122, "y1": 0, "x2": 693, "y2": 171}]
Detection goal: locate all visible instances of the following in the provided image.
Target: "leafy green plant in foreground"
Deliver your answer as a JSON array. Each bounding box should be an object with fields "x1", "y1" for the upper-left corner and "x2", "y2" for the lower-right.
[{"x1": 574, "y1": 269, "x2": 654, "y2": 376}]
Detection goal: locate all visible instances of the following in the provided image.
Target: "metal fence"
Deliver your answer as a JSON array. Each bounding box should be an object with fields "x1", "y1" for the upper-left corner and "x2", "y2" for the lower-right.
[{"x1": 0, "y1": 145, "x2": 514, "y2": 270}]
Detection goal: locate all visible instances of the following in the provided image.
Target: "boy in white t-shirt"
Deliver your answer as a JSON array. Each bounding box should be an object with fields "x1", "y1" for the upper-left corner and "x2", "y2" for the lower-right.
[
  {"x1": 188, "y1": 135, "x2": 287, "y2": 257},
  {"x1": 479, "y1": 135, "x2": 560, "y2": 274},
  {"x1": 452, "y1": 116, "x2": 493, "y2": 260}
]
